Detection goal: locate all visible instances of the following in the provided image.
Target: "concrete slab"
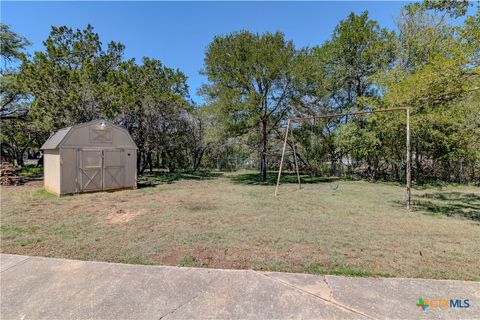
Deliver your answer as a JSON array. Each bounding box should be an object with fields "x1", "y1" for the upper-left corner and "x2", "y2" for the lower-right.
[
  {"x1": 0, "y1": 253, "x2": 30, "y2": 272},
  {"x1": 263, "y1": 271, "x2": 333, "y2": 300},
  {"x1": 1, "y1": 254, "x2": 479, "y2": 320},
  {"x1": 163, "y1": 270, "x2": 364, "y2": 319},
  {"x1": 1, "y1": 256, "x2": 219, "y2": 319},
  {"x1": 263, "y1": 271, "x2": 480, "y2": 319},
  {"x1": 325, "y1": 275, "x2": 480, "y2": 320}
]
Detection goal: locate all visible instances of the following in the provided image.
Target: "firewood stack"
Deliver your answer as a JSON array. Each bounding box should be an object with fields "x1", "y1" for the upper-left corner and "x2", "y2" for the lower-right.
[{"x1": 0, "y1": 162, "x2": 22, "y2": 186}]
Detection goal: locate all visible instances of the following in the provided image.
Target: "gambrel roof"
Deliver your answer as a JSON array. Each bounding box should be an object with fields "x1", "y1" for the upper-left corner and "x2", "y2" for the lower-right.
[{"x1": 41, "y1": 119, "x2": 137, "y2": 150}]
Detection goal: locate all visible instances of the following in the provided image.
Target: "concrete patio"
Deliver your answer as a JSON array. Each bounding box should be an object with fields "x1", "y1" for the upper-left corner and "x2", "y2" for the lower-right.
[{"x1": 1, "y1": 254, "x2": 479, "y2": 319}]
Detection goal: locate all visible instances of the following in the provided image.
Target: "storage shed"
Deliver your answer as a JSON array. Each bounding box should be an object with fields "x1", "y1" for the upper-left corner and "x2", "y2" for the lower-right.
[{"x1": 41, "y1": 119, "x2": 137, "y2": 196}]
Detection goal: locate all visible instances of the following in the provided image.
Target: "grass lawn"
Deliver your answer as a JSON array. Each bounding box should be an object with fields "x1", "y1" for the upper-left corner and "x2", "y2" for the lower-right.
[{"x1": 1, "y1": 171, "x2": 479, "y2": 280}]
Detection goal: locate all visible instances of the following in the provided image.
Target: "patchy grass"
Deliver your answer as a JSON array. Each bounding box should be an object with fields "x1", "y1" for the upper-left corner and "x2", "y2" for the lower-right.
[
  {"x1": 1, "y1": 172, "x2": 479, "y2": 280},
  {"x1": 32, "y1": 188, "x2": 58, "y2": 200},
  {"x1": 119, "y1": 257, "x2": 154, "y2": 265},
  {"x1": 178, "y1": 256, "x2": 199, "y2": 267},
  {"x1": 305, "y1": 262, "x2": 393, "y2": 278},
  {"x1": 1, "y1": 225, "x2": 40, "y2": 239}
]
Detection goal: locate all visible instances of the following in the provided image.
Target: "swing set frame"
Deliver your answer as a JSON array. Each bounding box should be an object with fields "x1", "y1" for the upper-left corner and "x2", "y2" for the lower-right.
[{"x1": 274, "y1": 107, "x2": 412, "y2": 210}]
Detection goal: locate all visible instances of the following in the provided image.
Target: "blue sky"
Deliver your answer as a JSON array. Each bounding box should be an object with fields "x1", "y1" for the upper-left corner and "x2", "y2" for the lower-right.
[{"x1": 2, "y1": 1, "x2": 412, "y2": 103}]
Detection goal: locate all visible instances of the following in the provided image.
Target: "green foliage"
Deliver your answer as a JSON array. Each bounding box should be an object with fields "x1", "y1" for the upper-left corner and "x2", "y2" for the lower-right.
[
  {"x1": 13, "y1": 24, "x2": 197, "y2": 172},
  {"x1": 112, "y1": 57, "x2": 192, "y2": 173},
  {"x1": 421, "y1": 0, "x2": 471, "y2": 18},
  {"x1": 21, "y1": 25, "x2": 125, "y2": 134},
  {"x1": 201, "y1": 31, "x2": 299, "y2": 181},
  {"x1": 17, "y1": 164, "x2": 43, "y2": 177},
  {"x1": 308, "y1": 11, "x2": 395, "y2": 113},
  {"x1": 2, "y1": 1, "x2": 479, "y2": 184},
  {"x1": 1, "y1": 24, "x2": 37, "y2": 165},
  {"x1": 0, "y1": 23, "x2": 30, "y2": 67},
  {"x1": 293, "y1": 3, "x2": 479, "y2": 183},
  {"x1": 375, "y1": 4, "x2": 480, "y2": 182}
]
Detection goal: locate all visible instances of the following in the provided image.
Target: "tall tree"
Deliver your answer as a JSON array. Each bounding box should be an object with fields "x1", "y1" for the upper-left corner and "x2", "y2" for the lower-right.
[
  {"x1": 294, "y1": 11, "x2": 395, "y2": 175},
  {"x1": 376, "y1": 2, "x2": 480, "y2": 182},
  {"x1": 0, "y1": 24, "x2": 36, "y2": 165},
  {"x1": 201, "y1": 31, "x2": 299, "y2": 182},
  {"x1": 114, "y1": 58, "x2": 191, "y2": 173},
  {"x1": 21, "y1": 25, "x2": 124, "y2": 135},
  {"x1": 1, "y1": 23, "x2": 31, "y2": 119},
  {"x1": 309, "y1": 11, "x2": 394, "y2": 113}
]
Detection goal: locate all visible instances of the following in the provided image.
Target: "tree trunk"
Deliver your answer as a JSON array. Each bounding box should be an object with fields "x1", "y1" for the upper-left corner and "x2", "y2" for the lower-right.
[
  {"x1": 148, "y1": 152, "x2": 153, "y2": 173},
  {"x1": 259, "y1": 120, "x2": 268, "y2": 182},
  {"x1": 139, "y1": 151, "x2": 151, "y2": 175},
  {"x1": 16, "y1": 151, "x2": 24, "y2": 167},
  {"x1": 192, "y1": 149, "x2": 204, "y2": 172},
  {"x1": 137, "y1": 151, "x2": 142, "y2": 173}
]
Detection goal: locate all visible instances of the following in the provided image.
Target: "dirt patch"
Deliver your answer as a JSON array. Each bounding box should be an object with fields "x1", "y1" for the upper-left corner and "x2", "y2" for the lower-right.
[
  {"x1": 106, "y1": 208, "x2": 147, "y2": 224},
  {"x1": 151, "y1": 246, "x2": 256, "y2": 270}
]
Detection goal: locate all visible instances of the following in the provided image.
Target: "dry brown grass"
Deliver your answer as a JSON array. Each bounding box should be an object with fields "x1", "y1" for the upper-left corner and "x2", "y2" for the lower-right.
[{"x1": 1, "y1": 173, "x2": 479, "y2": 280}]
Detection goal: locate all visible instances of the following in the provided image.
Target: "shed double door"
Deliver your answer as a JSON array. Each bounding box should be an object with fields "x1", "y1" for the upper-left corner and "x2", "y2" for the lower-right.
[{"x1": 78, "y1": 149, "x2": 125, "y2": 192}]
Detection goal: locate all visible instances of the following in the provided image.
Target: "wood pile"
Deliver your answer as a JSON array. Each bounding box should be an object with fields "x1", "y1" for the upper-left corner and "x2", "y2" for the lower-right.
[{"x1": 0, "y1": 162, "x2": 22, "y2": 186}]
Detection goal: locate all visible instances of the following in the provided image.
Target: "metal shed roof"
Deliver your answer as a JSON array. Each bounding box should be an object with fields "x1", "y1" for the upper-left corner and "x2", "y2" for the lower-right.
[
  {"x1": 41, "y1": 120, "x2": 137, "y2": 150},
  {"x1": 41, "y1": 127, "x2": 72, "y2": 150}
]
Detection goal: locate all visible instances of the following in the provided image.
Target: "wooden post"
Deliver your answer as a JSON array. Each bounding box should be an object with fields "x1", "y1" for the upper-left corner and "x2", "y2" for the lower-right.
[
  {"x1": 406, "y1": 108, "x2": 411, "y2": 210},
  {"x1": 290, "y1": 127, "x2": 301, "y2": 190},
  {"x1": 275, "y1": 120, "x2": 290, "y2": 197}
]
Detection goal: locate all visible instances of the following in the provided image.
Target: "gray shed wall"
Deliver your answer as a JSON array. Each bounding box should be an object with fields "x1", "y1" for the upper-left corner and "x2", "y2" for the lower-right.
[
  {"x1": 59, "y1": 148, "x2": 137, "y2": 195},
  {"x1": 43, "y1": 120, "x2": 137, "y2": 195},
  {"x1": 60, "y1": 148, "x2": 77, "y2": 195}
]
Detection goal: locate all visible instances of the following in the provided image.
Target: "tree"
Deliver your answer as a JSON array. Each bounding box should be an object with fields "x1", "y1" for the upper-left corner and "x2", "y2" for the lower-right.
[
  {"x1": 293, "y1": 11, "x2": 395, "y2": 176},
  {"x1": 422, "y1": 0, "x2": 471, "y2": 18},
  {"x1": 114, "y1": 58, "x2": 191, "y2": 173},
  {"x1": 1, "y1": 23, "x2": 31, "y2": 120},
  {"x1": 309, "y1": 11, "x2": 394, "y2": 113},
  {"x1": 376, "y1": 3, "x2": 480, "y2": 182},
  {"x1": 201, "y1": 31, "x2": 299, "y2": 182},
  {"x1": 184, "y1": 108, "x2": 210, "y2": 172},
  {"x1": 19, "y1": 25, "x2": 195, "y2": 173},
  {"x1": 0, "y1": 23, "x2": 30, "y2": 68},
  {"x1": 20, "y1": 25, "x2": 125, "y2": 135},
  {"x1": 0, "y1": 119, "x2": 40, "y2": 166},
  {"x1": 0, "y1": 24, "x2": 36, "y2": 165}
]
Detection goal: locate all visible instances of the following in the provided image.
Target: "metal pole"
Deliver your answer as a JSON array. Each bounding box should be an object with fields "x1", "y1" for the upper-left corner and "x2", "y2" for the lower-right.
[
  {"x1": 290, "y1": 107, "x2": 407, "y2": 122},
  {"x1": 275, "y1": 120, "x2": 290, "y2": 197},
  {"x1": 290, "y1": 127, "x2": 301, "y2": 190},
  {"x1": 406, "y1": 108, "x2": 411, "y2": 210}
]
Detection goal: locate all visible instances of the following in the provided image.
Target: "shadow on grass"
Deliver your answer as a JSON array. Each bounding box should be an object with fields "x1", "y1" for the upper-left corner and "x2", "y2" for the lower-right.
[
  {"x1": 414, "y1": 191, "x2": 480, "y2": 222},
  {"x1": 231, "y1": 172, "x2": 343, "y2": 185},
  {"x1": 413, "y1": 180, "x2": 480, "y2": 190},
  {"x1": 137, "y1": 170, "x2": 223, "y2": 188}
]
